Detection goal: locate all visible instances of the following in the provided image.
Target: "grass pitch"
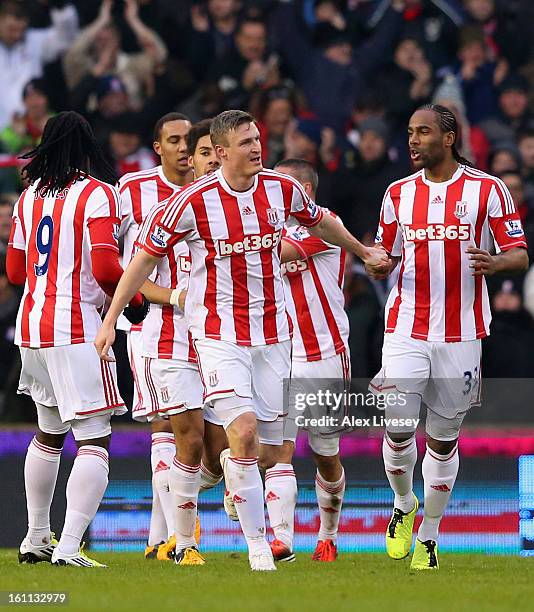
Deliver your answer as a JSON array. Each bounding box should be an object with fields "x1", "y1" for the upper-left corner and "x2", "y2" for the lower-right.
[{"x1": 1, "y1": 550, "x2": 533, "y2": 612}]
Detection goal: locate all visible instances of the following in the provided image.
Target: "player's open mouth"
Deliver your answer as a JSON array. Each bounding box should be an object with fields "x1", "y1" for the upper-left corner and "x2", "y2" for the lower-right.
[
  {"x1": 410, "y1": 149, "x2": 421, "y2": 161},
  {"x1": 250, "y1": 156, "x2": 261, "y2": 164},
  {"x1": 178, "y1": 156, "x2": 189, "y2": 164}
]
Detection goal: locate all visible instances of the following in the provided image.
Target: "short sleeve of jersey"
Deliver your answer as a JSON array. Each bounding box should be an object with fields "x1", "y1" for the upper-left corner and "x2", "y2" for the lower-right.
[
  {"x1": 9, "y1": 194, "x2": 26, "y2": 251},
  {"x1": 376, "y1": 189, "x2": 402, "y2": 257},
  {"x1": 118, "y1": 180, "x2": 134, "y2": 239},
  {"x1": 283, "y1": 223, "x2": 334, "y2": 259},
  {"x1": 138, "y1": 200, "x2": 194, "y2": 258},
  {"x1": 86, "y1": 183, "x2": 122, "y2": 221},
  {"x1": 487, "y1": 182, "x2": 527, "y2": 252},
  {"x1": 287, "y1": 179, "x2": 323, "y2": 228}
]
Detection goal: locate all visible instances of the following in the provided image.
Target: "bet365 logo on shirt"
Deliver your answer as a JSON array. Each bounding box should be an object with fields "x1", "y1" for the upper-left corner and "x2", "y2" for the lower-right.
[
  {"x1": 402, "y1": 224, "x2": 471, "y2": 241},
  {"x1": 215, "y1": 231, "x2": 282, "y2": 257}
]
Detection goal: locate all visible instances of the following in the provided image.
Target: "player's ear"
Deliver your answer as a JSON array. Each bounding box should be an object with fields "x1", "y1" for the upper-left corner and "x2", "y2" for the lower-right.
[
  {"x1": 188, "y1": 155, "x2": 194, "y2": 169},
  {"x1": 214, "y1": 143, "x2": 226, "y2": 160},
  {"x1": 153, "y1": 141, "x2": 161, "y2": 156},
  {"x1": 445, "y1": 131, "x2": 455, "y2": 149}
]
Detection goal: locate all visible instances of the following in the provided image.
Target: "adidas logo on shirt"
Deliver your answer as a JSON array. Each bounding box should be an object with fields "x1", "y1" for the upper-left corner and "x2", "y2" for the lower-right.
[
  {"x1": 241, "y1": 205, "x2": 255, "y2": 216},
  {"x1": 431, "y1": 195, "x2": 444, "y2": 205}
]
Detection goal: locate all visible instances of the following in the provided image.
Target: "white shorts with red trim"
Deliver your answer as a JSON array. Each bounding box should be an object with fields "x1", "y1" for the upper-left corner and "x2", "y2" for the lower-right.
[
  {"x1": 284, "y1": 350, "x2": 350, "y2": 451},
  {"x1": 194, "y1": 338, "x2": 291, "y2": 422},
  {"x1": 138, "y1": 357, "x2": 203, "y2": 422},
  {"x1": 18, "y1": 343, "x2": 126, "y2": 423},
  {"x1": 127, "y1": 330, "x2": 146, "y2": 422},
  {"x1": 371, "y1": 332, "x2": 481, "y2": 421}
]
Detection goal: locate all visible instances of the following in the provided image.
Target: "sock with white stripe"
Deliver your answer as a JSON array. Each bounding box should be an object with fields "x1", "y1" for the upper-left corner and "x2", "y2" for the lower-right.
[
  {"x1": 168, "y1": 459, "x2": 201, "y2": 550},
  {"x1": 418, "y1": 444, "x2": 459, "y2": 542},
  {"x1": 24, "y1": 437, "x2": 62, "y2": 547},
  {"x1": 265, "y1": 463, "x2": 297, "y2": 549},
  {"x1": 316, "y1": 468, "x2": 346, "y2": 542},
  {"x1": 150, "y1": 433, "x2": 176, "y2": 543},
  {"x1": 382, "y1": 433, "x2": 417, "y2": 513},
  {"x1": 200, "y1": 461, "x2": 223, "y2": 492},
  {"x1": 58, "y1": 446, "x2": 109, "y2": 556},
  {"x1": 226, "y1": 457, "x2": 270, "y2": 556}
]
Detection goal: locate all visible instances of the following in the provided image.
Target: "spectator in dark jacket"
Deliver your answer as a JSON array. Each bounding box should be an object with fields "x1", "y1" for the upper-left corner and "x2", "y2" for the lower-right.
[
  {"x1": 332, "y1": 116, "x2": 408, "y2": 241},
  {"x1": 271, "y1": 0, "x2": 405, "y2": 133}
]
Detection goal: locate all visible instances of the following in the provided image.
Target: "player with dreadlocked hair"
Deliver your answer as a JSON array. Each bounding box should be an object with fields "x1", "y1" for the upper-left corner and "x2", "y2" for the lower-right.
[
  {"x1": 365, "y1": 102, "x2": 528, "y2": 572},
  {"x1": 7, "y1": 111, "x2": 165, "y2": 568},
  {"x1": 20, "y1": 111, "x2": 118, "y2": 195}
]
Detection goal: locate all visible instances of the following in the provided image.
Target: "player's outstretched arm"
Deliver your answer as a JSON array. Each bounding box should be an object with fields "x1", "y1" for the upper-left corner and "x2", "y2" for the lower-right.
[
  {"x1": 95, "y1": 250, "x2": 160, "y2": 361},
  {"x1": 467, "y1": 246, "x2": 529, "y2": 276},
  {"x1": 307, "y1": 212, "x2": 390, "y2": 273}
]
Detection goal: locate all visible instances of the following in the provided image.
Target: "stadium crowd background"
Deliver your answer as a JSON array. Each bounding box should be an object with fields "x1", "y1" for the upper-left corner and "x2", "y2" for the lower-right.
[{"x1": 0, "y1": 0, "x2": 533, "y2": 421}]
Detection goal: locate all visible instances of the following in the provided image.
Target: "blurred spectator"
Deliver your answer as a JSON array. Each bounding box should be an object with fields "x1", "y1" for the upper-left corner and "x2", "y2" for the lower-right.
[
  {"x1": 63, "y1": 0, "x2": 167, "y2": 111},
  {"x1": 0, "y1": 195, "x2": 14, "y2": 253},
  {"x1": 375, "y1": 36, "x2": 433, "y2": 131},
  {"x1": 432, "y1": 75, "x2": 490, "y2": 169},
  {"x1": 488, "y1": 144, "x2": 521, "y2": 176},
  {"x1": 0, "y1": 253, "x2": 18, "y2": 401},
  {"x1": 464, "y1": 0, "x2": 530, "y2": 69},
  {"x1": 499, "y1": 171, "x2": 534, "y2": 256},
  {"x1": 206, "y1": 17, "x2": 280, "y2": 110},
  {"x1": 356, "y1": 0, "x2": 465, "y2": 71},
  {"x1": 107, "y1": 112, "x2": 156, "y2": 176},
  {"x1": 0, "y1": 0, "x2": 78, "y2": 129},
  {"x1": 518, "y1": 129, "x2": 534, "y2": 195},
  {"x1": 0, "y1": 79, "x2": 53, "y2": 155},
  {"x1": 483, "y1": 277, "x2": 534, "y2": 377},
  {"x1": 254, "y1": 86, "x2": 298, "y2": 169},
  {"x1": 271, "y1": 0, "x2": 405, "y2": 133},
  {"x1": 479, "y1": 73, "x2": 534, "y2": 145},
  {"x1": 331, "y1": 116, "x2": 407, "y2": 241},
  {"x1": 71, "y1": 74, "x2": 131, "y2": 145},
  {"x1": 455, "y1": 25, "x2": 507, "y2": 124},
  {"x1": 185, "y1": 0, "x2": 241, "y2": 79}
]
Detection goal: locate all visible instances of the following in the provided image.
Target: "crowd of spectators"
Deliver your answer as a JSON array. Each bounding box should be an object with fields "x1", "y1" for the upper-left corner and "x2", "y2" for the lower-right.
[{"x1": 1, "y1": 0, "x2": 534, "y2": 419}]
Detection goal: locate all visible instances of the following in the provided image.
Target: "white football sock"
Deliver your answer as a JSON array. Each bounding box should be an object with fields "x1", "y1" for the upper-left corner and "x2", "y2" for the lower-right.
[
  {"x1": 418, "y1": 443, "x2": 459, "y2": 542},
  {"x1": 168, "y1": 458, "x2": 200, "y2": 550},
  {"x1": 24, "y1": 437, "x2": 62, "y2": 546},
  {"x1": 382, "y1": 433, "x2": 417, "y2": 513},
  {"x1": 226, "y1": 457, "x2": 270, "y2": 556},
  {"x1": 316, "y1": 468, "x2": 345, "y2": 542},
  {"x1": 200, "y1": 461, "x2": 223, "y2": 491},
  {"x1": 264, "y1": 463, "x2": 297, "y2": 549},
  {"x1": 150, "y1": 433, "x2": 176, "y2": 542},
  {"x1": 58, "y1": 446, "x2": 109, "y2": 555}
]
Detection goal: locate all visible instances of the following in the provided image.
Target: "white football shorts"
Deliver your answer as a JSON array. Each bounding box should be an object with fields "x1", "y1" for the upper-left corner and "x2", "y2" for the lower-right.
[
  {"x1": 284, "y1": 350, "x2": 350, "y2": 456},
  {"x1": 370, "y1": 332, "x2": 481, "y2": 439},
  {"x1": 194, "y1": 338, "x2": 291, "y2": 423},
  {"x1": 18, "y1": 343, "x2": 126, "y2": 423}
]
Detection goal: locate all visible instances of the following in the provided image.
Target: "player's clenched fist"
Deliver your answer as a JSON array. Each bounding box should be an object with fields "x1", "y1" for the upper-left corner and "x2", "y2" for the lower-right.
[{"x1": 95, "y1": 322, "x2": 116, "y2": 362}]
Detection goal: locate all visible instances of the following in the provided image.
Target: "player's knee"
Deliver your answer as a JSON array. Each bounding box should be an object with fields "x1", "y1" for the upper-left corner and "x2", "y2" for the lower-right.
[
  {"x1": 386, "y1": 431, "x2": 415, "y2": 443},
  {"x1": 36, "y1": 429, "x2": 67, "y2": 449},
  {"x1": 226, "y1": 412, "x2": 258, "y2": 455},
  {"x1": 426, "y1": 435, "x2": 457, "y2": 455},
  {"x1": 279, "y1": 440, "x2": 295, "y2": 464}
]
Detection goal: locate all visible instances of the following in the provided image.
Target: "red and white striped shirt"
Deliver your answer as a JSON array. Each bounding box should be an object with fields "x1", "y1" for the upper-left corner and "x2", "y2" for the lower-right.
[
  {"x1": 11, "y1": 176, "x2": 121, "y2": 348},
  {"x1": 378, "y1": 165, "x2": 527, "y2": 342},
  {"x1": 138, "y1": 202, "x2": 196, "y2": 362},
  {"x1": 282, "y1": 211, "x2": 349, "y2": 361},
  {"x1": 118, "y1": 165, "x2": 181, "y2": 333},
  {"x1": 140, "y1": 168, "x2": 323, "y2": 346}
]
